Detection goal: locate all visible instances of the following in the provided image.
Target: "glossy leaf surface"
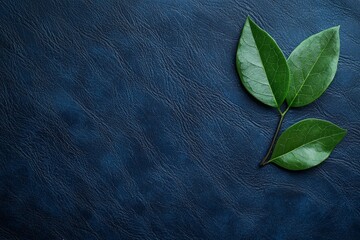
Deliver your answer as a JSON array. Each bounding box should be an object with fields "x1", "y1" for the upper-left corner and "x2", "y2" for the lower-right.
[
  {"x1": 286, "y1": 27, "x2": 340, "y2": 107},
  {"x1": 269, "y1": 119, "x2": 346, "y2": 170},
  {"x1": 236, "y1": 17, "x2": 289, "y2": 108}
]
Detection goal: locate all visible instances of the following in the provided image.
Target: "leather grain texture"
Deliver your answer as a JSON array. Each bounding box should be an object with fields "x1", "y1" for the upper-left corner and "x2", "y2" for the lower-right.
[{"x1": 1, "y1": 0, "x2": 359, "y2": 239}]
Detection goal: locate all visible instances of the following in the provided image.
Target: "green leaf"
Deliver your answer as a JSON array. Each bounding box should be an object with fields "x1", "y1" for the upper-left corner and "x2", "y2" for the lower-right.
[
  {"x1": 286, "y1": 26, "x2": 340, "y2": 107},
  {"x1": 236, "y1": 17, "x2": 289, "y2": 108},
  {"x1": 269, "y1": 118, "x2": 346, "y2": 170}
]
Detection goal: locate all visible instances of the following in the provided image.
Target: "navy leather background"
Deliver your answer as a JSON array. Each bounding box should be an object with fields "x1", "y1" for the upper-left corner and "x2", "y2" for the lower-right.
[{"x1": 1, "y1": 0, "x2": 360, "y2": 239}]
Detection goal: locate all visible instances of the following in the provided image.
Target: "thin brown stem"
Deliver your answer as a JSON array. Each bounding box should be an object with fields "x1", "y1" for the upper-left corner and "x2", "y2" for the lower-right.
[{"x1": 259, "y1": 112, "x2": 286, "y2": 167}]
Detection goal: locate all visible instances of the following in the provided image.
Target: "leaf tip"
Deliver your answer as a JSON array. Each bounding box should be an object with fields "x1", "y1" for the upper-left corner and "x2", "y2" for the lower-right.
[
  {"x1": 337, "y1": 125, "x2": 347, "y2": 137},
  {"x1": 331, "y1": 25, "x2": 340, "y2": 33},
  {"x1": 245, "y1": 16, "x2": 252, "y2": 24},
  {"x1": 342, "y1": 128, "x2": 348, "y2": 136}
]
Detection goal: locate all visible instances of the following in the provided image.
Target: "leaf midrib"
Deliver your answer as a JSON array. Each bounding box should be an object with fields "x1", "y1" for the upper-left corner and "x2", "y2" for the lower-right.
[
  {"x1": 269, "y1": 131, "x2": 344, "y2": 162},
  {"x1": 288, "y1": 30, "x2": 336, "y2": 106},
  {"x1": 248, "y1": 21, "x2": 278, "y2": 108}
]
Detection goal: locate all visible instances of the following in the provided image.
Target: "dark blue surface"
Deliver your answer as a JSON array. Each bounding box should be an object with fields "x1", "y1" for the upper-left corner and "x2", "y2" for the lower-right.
[{"x1": 1, "y1": 0, "x2": 360, "y2": 239}]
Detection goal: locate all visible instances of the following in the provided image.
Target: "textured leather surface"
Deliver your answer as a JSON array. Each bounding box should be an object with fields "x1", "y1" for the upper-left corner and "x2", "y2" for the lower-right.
[{"x1": 1, "y1": 1, "x2": 360, "y2": 239}]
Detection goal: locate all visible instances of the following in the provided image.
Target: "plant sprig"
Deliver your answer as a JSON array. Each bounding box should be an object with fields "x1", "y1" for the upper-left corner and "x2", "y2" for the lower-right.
[{"x1": 236, "y1": 17, "x2": 346, "y2": 170}]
